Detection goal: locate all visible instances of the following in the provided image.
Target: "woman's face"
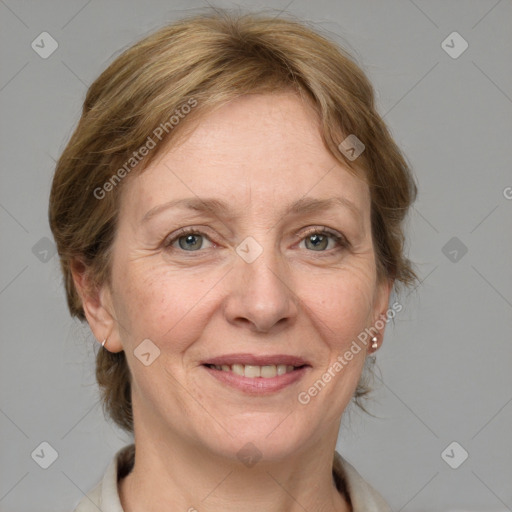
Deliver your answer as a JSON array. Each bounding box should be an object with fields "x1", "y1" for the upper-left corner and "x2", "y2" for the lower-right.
[{"x1": 101, "y1": 92, "x2": 391, "y2": 461}]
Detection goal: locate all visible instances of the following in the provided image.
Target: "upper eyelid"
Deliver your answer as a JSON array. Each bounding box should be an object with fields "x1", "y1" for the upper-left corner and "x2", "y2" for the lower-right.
[{"x1": 297, "y1": 226, "x2": 345, "y2": 239}]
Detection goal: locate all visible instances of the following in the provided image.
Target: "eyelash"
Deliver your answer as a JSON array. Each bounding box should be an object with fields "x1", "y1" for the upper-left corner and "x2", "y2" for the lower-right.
[{"x1": 163, "y1": 226, "x2": 349, "y2": 254}]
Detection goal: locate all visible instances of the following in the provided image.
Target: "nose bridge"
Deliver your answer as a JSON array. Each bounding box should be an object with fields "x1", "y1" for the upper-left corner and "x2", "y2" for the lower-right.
[
  {"x1": 225, "y1": 234, "x2": 297, "y2": 332},
  {"x1": 240, "y1": 238, "x2": 286, "y2": 293}
]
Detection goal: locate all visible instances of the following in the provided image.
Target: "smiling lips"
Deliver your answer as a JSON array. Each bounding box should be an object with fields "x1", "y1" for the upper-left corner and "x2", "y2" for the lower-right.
[{"x1": 202, "y1": 353, "x2": 310, "y2": 392}]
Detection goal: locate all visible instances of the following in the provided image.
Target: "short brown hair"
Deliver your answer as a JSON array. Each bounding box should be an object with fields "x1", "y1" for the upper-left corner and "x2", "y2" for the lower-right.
[{"x1": 49, "y1": 10, "x2": 417, "y2": 433}]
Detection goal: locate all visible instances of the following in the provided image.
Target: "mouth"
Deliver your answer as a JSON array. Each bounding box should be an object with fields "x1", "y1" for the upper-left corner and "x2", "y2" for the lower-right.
[{"x1": 201, "y1": 354, "x2": 311, "y2": 394}]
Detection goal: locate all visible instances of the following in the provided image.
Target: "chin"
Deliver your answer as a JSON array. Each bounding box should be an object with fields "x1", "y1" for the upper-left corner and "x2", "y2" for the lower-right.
[{"x1": 193, "y1": 410, "x2": 316, "y2": 465}]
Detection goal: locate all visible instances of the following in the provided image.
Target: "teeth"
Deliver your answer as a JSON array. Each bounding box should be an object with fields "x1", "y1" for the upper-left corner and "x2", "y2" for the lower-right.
[
  {"x1": 261, "y1": 365, "x2": 276, "y2": 378},
  {"x1": 244, "y1": 365, "x2": 261, "y2": 378},
  {"x1": 232, "y1": 364, "x2": 244, "y2": 376},
  {"x1": 210, "y1": 363, "x2": 299, "y2": 378}
]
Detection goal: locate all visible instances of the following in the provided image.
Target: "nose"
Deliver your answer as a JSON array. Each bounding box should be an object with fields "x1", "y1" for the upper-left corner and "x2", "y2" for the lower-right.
[{"x1": 223, "y1": 245, "x2": 298, "y2": 334}]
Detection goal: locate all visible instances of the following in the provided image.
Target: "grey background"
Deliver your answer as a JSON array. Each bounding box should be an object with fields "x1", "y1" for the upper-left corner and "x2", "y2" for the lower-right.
[{"x1": 0, "y1": 0, "x2": 511, "y2": 511}]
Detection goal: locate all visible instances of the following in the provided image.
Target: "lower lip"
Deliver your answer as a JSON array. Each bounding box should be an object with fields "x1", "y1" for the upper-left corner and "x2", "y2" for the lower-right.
[{"x1": 202, "y1": 365, "x2": 309, "y2": 394}]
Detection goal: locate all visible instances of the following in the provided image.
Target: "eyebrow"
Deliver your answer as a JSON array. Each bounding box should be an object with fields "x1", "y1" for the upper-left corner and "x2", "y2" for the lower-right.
[{"x1": 141, "y1": 196, "x2": 361, "y2": 224}]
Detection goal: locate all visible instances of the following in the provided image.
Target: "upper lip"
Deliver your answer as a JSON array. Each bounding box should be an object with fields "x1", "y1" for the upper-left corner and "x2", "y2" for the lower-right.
[{"x1": 202, "y1": 353, "x2": 310, "y2": 367}]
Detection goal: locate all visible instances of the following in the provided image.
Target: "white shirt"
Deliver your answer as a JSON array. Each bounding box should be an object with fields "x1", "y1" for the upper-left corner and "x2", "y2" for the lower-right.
[{"x1": 73, "y1": 444, "x2": 391, "y2": 511}]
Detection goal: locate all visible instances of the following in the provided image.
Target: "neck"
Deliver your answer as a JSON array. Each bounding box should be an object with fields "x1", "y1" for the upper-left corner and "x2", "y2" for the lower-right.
[{"x1": 119, "y1": 419, "x2": 350, "y2": 512}]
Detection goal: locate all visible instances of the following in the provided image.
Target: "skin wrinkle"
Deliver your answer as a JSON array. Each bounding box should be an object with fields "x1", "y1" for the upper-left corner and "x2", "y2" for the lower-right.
[{"x1": 83, "y1": 92, "x2": 392, "y2": 512}]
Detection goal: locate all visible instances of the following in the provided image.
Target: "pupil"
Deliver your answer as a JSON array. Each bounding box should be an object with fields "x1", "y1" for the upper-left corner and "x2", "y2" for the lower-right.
[
  {"x1": 307, "y1": 234, "x2": 327, "y2": 251},
  {"x1": 179, "y1": 234, "x2": 201, "y2": 250}
]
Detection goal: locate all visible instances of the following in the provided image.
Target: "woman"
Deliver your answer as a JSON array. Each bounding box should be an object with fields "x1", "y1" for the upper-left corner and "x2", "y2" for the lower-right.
[{"x1": 49, "y1": 10, "x2": 417, "y2": 511}]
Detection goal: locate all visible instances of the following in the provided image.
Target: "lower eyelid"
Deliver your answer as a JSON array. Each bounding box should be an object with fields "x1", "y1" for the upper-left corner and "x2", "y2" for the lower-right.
[{"x1": 298, "y1": 238, "x2": 344, "y2": 251}]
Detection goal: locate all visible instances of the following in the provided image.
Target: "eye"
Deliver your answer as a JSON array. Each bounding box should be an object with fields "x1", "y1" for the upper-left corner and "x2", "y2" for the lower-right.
[
  {"x1": 163, "y1": 227, "x2": 347, "y2": 254},
  {"x1": 299, "y1": 228, "x2": 347, "y2": 252},
  {"x1": 165, "y1": 228, "x2": 213, "y2": 252}
]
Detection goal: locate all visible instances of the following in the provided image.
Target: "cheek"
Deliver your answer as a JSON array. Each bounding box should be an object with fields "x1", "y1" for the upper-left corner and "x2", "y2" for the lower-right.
[
  {"x1": 113, "y1": 261, "x2": 222, "y2": 349},
  {"x1": 293, "y1": 271, "x2": 374, "y2": 425},
  {"x1": 303, "y1": 267, "x2": 376, "y2": 349}
]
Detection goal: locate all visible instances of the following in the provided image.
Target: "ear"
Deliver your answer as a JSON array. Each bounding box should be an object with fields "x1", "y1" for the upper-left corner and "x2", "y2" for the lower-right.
[
  {"x1": 70, "y1": 258, "x2": 124, "y2": 353},
  {"x1": 370, "y1": 277, "x2": 394, "y2": 352}
]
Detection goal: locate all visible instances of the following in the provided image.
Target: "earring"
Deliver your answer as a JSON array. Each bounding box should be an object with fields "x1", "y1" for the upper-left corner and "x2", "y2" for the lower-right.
[
  {"x1": 371, "y1": 336, "x2": 378, "y2": 349},
  {"x1": 101, "y1": 338, "x2": 108, "y2": 349}
]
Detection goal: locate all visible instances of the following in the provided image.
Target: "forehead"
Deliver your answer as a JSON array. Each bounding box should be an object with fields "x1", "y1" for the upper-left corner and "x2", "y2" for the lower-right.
[{"x1": 121, "y1": 92, "x2": 370, "y2": 220}]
